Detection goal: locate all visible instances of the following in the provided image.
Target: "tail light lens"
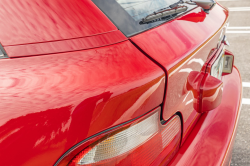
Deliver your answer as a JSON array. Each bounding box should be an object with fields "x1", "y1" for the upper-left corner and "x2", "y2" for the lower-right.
[
  {"x1": 57, "y1": 107, "x2": 182, "y2": 166},
  {"x1": 75, "y1": 112, "x2": 159, "y2": 165}
]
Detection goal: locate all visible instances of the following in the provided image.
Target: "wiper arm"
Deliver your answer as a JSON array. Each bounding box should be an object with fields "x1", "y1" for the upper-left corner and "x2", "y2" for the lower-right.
[
  {"x1": 140, "y1": 0, "x2": 187, "y2": 24},
  {"x1": 169, "y1": 0, "x2": 184, "y2": 8}
]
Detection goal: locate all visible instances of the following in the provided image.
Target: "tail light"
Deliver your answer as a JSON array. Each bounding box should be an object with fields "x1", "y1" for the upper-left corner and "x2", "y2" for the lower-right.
[{"x1": 56, "y1": 107, "x2": 182, "y2": 166}]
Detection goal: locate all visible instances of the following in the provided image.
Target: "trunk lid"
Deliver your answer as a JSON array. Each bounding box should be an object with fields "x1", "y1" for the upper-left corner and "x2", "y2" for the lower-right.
[{"x1": 130, "y1": 5, "x2": 228, "y2": 144}]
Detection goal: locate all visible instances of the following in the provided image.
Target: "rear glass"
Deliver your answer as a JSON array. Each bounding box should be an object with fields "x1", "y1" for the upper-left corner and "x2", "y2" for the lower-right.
[
  {"x1": 93, "y1": 0, "x2": 196, "y2": 37},
  {"x1": 116, "y1": 0, "x2": 181, "y2": 21}
]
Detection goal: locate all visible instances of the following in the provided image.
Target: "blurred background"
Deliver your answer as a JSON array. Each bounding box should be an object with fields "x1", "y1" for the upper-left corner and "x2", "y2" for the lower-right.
[{"x1": 218, "y1": 0, "x2": 250, "y2": 165}]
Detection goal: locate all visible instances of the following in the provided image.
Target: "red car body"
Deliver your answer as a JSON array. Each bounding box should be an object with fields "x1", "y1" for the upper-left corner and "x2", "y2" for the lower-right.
[{"x1": 0, "y1": 0, "x2": 242, "y2": 166}]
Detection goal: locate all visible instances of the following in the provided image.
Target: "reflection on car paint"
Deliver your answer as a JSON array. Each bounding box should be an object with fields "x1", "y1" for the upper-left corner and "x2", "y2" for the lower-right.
[{"x1": 0, "y1": 41, "x2": 165, "y2": 165}]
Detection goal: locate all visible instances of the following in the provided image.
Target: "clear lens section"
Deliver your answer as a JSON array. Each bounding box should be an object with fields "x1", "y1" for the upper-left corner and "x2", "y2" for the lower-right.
[
  {"x1": 161, "y1": 116, "x2": 181, "y2": 148},
  {"x1": 78, "y1": 112, "x2": 159, "y2": 165}
]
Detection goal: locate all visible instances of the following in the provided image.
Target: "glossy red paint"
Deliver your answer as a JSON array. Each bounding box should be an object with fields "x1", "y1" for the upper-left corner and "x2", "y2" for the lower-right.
[
  {"x1": 186, "y1": 71, "x2": 223, "y2": 113},
  {"x1": 186, "y1": 71, "x2": 204, "y2": 110},
  {"x1": 0, "y1": 0, "x2": 117, "y2": 46},
  {"x1": 178, "y1": 10, "x2": 206, "y2": 23},
  {"x1": 0, "y1": 1, "x2": 241, "y2": 165},
  {"x1": 130, "y1": 5, "x2": 228, "y2": 144},
  {"x1": 0, "y1": 41, "x2": 165, "y2": 166},
  {"x1": 131, "y1": 5, "x2": 228, "y2": 71},
  {"x1": 200, "y1": 73, "x2": 223, "y2": 112},
  {"x1": 167, "y1": 67, "x2": 242, "y2": 166},
  {"x1": 4, "y1": 30, "x2": 127, "y2": 58}
]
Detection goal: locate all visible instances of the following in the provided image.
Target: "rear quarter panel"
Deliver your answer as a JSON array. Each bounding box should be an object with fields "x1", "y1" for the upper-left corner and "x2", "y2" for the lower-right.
[
  {"x1": 168, "y1": 67, "x2": 242, "y2": 166},
  {"x1": 0, "y1": 41, "x2": 165, "y2": 166}
]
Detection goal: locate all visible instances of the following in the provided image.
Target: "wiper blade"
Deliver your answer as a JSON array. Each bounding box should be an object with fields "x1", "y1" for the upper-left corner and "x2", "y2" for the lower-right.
[{"x1": 140, "y1": 1, "x2": 187, "y2": 24}]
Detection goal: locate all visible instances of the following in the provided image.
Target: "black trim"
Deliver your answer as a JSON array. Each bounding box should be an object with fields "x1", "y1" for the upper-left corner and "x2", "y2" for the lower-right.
[
  {"x1": 129, "y1": 39, "x2": 168, "y2": 122},
  {"x1": 92, "y1": 0, "x2": 196, "y2": 37}
]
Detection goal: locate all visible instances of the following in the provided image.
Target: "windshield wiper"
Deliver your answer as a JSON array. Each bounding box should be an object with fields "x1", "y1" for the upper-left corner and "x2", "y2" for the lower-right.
[
  {"x1": 140, "y1": 0, "x2": 187, "y2": 24},
  {"x1": 170, "y1": 0, "x2": 184, "y2": 8}
]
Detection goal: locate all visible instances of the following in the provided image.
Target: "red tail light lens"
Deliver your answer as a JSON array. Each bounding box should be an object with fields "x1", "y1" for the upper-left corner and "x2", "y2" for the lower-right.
[{"x1": 57, "y1": 108, "x2": 182, "y2": 166}]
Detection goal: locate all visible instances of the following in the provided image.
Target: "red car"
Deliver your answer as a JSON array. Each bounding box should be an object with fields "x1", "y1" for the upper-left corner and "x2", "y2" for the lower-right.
[{"x1": 0, "y1": 0, "x2": 242, "y2": 165}]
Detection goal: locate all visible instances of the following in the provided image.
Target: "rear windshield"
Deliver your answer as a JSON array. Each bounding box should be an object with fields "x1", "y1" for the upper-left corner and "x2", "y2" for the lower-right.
[{"x1": 93, "y1": 0, "x2": 196, "y2": 37}]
